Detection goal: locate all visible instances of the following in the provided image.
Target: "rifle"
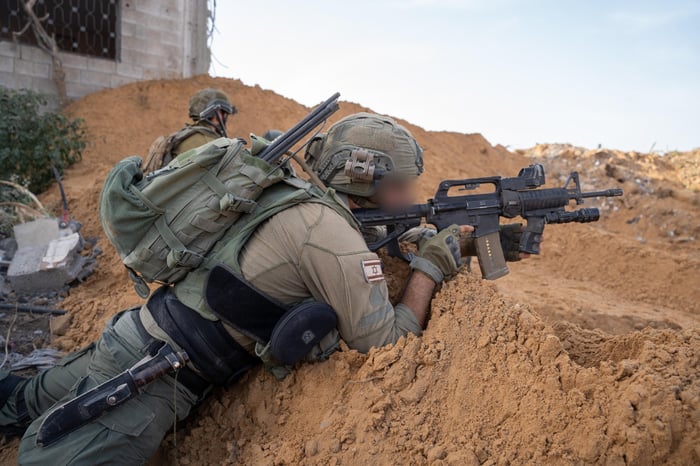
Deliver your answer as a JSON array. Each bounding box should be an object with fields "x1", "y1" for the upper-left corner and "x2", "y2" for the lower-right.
[
  {"x1": 352, "y1": 164, "x2": 623, "y2": 280},
  {"x1": 258, "y1": 92, "x2": 340, "y2": 163}
]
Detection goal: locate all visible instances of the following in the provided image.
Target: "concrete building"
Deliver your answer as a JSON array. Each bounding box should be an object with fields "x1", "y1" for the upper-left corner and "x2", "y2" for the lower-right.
[{"x1": 0, "y1": 0, "x2": 211, "y2": 102}]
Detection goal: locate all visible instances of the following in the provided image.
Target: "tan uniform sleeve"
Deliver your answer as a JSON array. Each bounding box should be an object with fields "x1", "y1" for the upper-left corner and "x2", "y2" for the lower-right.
[{"x1": 239, "y1": 203, "x2": 422, "y2": 353}]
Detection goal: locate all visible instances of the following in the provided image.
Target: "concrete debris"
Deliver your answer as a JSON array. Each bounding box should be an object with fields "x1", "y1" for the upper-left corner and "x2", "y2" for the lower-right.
[
  {"x1": 6, "y1": 348, "x2": 64, "y2": 371},
  {"x1": 5, "y1": 218, "x2": 97, "y2": 294},
  {"x1": 13, "y1": 218, "x2": 59, "y2": 249}
]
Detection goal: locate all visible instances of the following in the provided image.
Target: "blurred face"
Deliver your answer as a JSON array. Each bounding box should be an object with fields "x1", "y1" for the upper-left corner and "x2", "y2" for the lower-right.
[{"x1": 374, "y1": 177, "x2": 418, "y2": 210}]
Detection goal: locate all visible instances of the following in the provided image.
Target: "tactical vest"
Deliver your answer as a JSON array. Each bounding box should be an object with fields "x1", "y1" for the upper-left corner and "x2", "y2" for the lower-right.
[
  {"x1": 172, "y1": 176, "x2": 359, "y2": 319},
  {"x1": 144, "y1": 175, "x2": 357, "y2": 385}
]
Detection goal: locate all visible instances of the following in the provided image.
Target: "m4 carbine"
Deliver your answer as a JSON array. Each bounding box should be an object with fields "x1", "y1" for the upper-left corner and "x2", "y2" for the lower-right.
[{"x1": 353, "y1": 164, "x2": 623, "y2": 279}]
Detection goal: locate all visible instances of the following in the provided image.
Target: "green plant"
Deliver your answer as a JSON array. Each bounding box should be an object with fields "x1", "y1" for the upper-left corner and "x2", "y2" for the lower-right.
[
  {"x1": 0, "y1": 184, "x2": 34, "y2": 237},
  {"x1": 0, "y1": 88, "x2": 86, "y2": 194},
  {"x1": 0, "y1": 179, "x2": 50, "y2": 236}
]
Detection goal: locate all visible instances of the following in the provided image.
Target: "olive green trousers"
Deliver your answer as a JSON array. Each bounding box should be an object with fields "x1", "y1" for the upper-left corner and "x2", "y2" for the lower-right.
[{"x1": 1, "y1": 310, "x2": 200, "y2": 465}]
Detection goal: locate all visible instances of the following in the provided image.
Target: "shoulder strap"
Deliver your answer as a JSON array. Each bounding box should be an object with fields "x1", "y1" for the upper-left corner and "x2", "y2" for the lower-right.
[{"x1": 143, "y1": 125, "x2": 219, "y2": 173}]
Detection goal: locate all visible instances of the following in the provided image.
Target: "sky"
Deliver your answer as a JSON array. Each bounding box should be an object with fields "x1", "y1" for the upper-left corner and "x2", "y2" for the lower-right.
[{"x1": 209, "y1": 0, "x2": 700, "y2": 152}]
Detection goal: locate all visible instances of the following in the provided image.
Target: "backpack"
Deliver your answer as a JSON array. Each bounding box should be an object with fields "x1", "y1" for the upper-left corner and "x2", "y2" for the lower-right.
[{"x1": 99, "y1": 137, "x2": 286, "y2": 297}]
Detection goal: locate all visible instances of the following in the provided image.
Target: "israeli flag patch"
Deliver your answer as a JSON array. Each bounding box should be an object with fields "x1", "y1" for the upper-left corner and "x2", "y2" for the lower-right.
[{"x1": 361, "y1": 259, "x2": 384, "y2": 283}]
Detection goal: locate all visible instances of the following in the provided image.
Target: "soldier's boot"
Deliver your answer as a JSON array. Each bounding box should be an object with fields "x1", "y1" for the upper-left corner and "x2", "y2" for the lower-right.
[{"x1": 0, "y1": 370, "x2": 31, "y2": 437}]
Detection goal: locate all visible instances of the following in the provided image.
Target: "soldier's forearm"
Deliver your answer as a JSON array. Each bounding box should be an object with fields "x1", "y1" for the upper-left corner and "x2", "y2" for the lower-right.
[{"x1": 399, "y1": 271, "x2": 437, "y2": 328}]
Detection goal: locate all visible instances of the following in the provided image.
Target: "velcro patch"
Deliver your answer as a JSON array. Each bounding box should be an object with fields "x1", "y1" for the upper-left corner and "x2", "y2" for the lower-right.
[{"x1": 361, "y1": 259, "x2": 384, "y2": 283}]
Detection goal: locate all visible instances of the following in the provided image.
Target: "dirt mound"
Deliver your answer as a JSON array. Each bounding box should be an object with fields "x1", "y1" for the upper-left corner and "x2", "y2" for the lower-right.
[
  {"x1": 166, "y1": 274, "x2": 699, "y2": 465},
  {"x1": 36, "y1": 75, "x2": 528, "y2": 349},
  {"x1": 1, "y1": 77, "x2": 697, "y2": 465}
]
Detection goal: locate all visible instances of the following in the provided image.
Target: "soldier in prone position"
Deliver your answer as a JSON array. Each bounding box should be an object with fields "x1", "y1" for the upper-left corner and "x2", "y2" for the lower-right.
[{"x1": 0, "y1": 113, "x2": 526, "y2": 464}]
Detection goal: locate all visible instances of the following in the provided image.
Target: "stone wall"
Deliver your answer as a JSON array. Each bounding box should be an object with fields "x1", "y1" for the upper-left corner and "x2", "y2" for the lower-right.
[{"x1": 0, "y1": 0, "x2": 210, "y2": 102}]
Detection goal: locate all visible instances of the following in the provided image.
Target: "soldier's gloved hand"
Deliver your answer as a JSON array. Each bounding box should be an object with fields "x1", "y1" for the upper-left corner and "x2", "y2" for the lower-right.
[
  {"x1": 457, "y1": 224, "x2": 524, "y2": 261},
  {"x1": 410, "y1": 224, "x2": 462, "y2": 283},
  {"x1": 361, "y1": 225, "x2": 388, "y2": 245},
  {"x1": 398, "y1": 226, "x2": 436, "y2": 248},
  {"x1": 500, "y1": 223, "x2": 524, "y2": 262}
]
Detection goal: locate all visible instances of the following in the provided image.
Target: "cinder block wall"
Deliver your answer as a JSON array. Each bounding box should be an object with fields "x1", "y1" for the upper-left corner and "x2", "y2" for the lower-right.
[{"x1": 0, "y1": 0, "x2": 210, "y2": 102}]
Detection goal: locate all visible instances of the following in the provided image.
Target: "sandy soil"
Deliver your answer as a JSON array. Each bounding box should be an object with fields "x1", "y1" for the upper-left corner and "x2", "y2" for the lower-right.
[{"x1": 0, "y1": 76, "x2": 697, "y2": 465}]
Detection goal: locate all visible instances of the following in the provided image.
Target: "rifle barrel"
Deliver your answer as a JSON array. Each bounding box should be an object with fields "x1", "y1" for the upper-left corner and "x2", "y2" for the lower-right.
[{"x1": 579, "y1": 188, "x2": 624, "y2": 198}]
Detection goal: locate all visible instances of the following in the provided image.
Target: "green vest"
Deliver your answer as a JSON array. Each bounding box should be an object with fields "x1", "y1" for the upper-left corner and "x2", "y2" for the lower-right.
[{"x1": 172, "y1": 177, "x2": 359, "y2": 319}]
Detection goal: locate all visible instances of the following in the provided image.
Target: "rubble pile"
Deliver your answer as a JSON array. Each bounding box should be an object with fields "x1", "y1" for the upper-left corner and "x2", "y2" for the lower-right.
[{"x1": 517, "y1": 144, "x2": 700, "y2": 245}]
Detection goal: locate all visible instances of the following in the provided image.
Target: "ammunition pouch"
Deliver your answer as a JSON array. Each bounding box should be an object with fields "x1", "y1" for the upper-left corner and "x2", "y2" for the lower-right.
[{"x1": 147, "y1": 287, "x2": 259, "y2": 386}]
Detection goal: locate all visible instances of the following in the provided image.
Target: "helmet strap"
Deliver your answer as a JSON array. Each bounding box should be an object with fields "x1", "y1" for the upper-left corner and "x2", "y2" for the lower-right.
[{"x1": 201, "y1": 114, "x2": 228, "y2": 138}]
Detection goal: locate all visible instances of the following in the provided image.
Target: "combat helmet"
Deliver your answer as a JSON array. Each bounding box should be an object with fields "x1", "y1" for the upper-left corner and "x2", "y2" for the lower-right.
[
  {"x1": 305, "y1": 113, "x2": 423, "y2": 199},
  {"x1": 188, "y1": 88, "x2": 237, "y2": 137}
]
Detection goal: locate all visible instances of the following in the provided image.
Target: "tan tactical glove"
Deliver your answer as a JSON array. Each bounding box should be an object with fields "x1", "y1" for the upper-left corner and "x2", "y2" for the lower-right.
[
  {"x1": 409, "y1": 224, "x2": 462, "y2": 283},
  {"x1": 459, "y1": 223, "x2": 524, "y2": 262},
  {"x1": 398, "y1": 226, "x2": 436, "y2": 248}
]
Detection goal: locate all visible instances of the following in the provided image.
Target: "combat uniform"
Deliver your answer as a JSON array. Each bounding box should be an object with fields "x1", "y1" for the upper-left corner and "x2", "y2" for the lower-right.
[
  {"x1": 5, "y1": 181, "x2": 421, "y2": 465},
  {"x1": 171, "y1": 124, "x2": 220, "y2": 156},
  {"x1": 2, "y1": 111, "x2": 444, "y2": 465}
]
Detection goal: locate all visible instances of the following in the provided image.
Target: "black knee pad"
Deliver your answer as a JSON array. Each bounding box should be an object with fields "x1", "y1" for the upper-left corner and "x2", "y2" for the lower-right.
[{"x1": 269, "y1": 302, "x2": 337, "y2": 366}]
